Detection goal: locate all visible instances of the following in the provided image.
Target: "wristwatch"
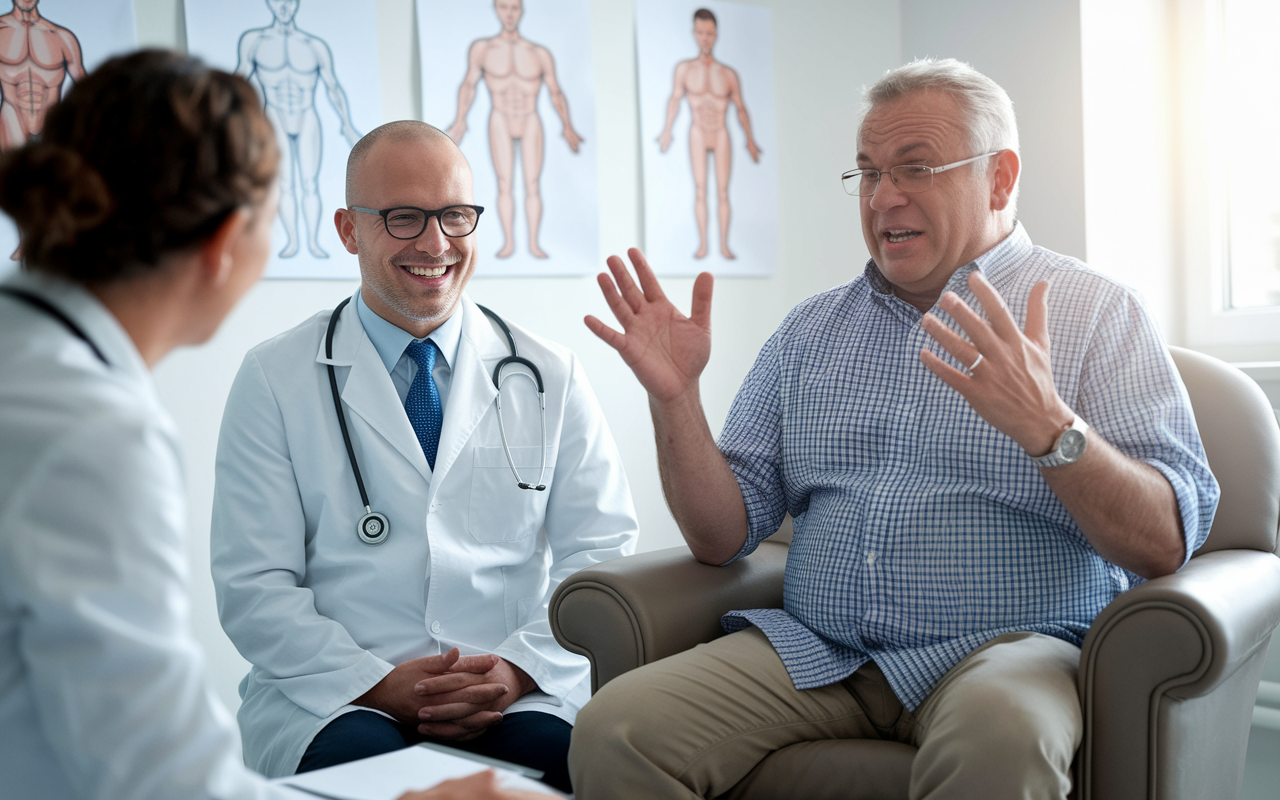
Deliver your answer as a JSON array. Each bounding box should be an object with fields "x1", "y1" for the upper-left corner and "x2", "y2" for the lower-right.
[{"x1": 1029, "y1": 416, "x2": 1089, "y2": 468}]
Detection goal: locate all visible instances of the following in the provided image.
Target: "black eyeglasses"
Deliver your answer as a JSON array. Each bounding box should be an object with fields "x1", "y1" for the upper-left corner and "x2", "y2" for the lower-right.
[{"x1": 349, "y1": 205, "x2": 485, "y2": 239}]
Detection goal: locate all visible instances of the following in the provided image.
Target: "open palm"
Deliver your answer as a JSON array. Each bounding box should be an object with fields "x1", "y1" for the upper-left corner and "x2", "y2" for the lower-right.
[{"x1": 585, "y1": 248, "x2": 713, "y2": 403}]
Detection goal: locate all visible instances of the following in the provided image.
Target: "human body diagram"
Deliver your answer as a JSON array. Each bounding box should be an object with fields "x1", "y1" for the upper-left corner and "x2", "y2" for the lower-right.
[
  {"x1": 657, "y1": 8, "x2": 760, "y2": 260},
  {"x1": 236, "y1": 0, "x2": 359, "y2": 259},
  {"x1": 1, "y1": 0, "x2": 84, "y2": 261},
  {"x1": 447, "y1": 0, "x2": 582, "y2": 259},
  {"x1": 0, "y1": 0, "x2": 82, "y2": 151}
]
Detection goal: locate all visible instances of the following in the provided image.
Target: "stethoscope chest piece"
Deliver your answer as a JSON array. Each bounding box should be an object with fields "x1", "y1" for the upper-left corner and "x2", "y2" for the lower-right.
[{"x1": 357, "y1": 510, "x2": 391, "y2": 545}]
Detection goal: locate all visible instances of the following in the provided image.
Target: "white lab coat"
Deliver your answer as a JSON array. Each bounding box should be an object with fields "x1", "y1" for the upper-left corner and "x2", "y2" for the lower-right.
[
  {"x1": 0, "y1": 272, "x2": 287, "y2": 800},
  {"x1": 211, "y1": 293, "x2": 638, "y2": 778}
]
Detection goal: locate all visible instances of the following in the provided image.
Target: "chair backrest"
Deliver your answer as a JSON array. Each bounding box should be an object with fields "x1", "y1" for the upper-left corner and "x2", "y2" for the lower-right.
[{"x1": 1169, "y1": 346, "x2": 1280, "y2": 555}]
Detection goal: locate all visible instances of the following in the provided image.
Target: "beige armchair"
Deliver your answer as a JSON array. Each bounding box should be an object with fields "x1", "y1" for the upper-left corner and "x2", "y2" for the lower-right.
[{"x1": 551, "y1": 347, "x2": 1280, "y2": 800}]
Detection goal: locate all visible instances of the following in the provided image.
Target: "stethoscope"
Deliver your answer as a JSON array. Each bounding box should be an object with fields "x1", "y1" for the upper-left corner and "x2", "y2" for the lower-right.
[
  {"x1": 0, "y1": 287, "x2": 110, "y2": 365},
  {"x1": 326, "y1": 297, "x2": 547, "y2": 545}
]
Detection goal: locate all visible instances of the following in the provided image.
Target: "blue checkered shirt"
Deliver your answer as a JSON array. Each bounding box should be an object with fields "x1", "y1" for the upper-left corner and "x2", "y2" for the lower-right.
[{"x1": 719, "y1": 223, "x2": 1219, "y2": 710}]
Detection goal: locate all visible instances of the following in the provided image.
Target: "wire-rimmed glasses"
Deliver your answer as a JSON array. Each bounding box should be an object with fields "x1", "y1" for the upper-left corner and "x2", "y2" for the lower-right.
[
  {"x1": 349, "y1": 204, "x2": 485, "y2": 239},
  {"x1": 841, "y1": 152, "x2": 1001, "y2": 197}
]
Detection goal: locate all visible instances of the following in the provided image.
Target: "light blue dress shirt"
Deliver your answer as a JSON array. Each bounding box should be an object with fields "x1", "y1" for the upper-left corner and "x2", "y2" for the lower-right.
[
  {"x1": 718, "y1": 223, "x2": 1220, "y2": 710},
  {"x1": 355, "y1": 290, "x2": 462, "y2": 409}
]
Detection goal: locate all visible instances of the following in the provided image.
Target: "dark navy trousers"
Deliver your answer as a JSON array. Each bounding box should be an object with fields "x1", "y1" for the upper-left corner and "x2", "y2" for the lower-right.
[{"x1": 296, "y1": 709, "x2": 572, "y2": 793}]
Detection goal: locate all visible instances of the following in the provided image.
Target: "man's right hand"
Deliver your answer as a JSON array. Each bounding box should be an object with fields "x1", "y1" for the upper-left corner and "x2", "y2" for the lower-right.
[
  {"x1": 353, "y1": 649, "x2": 506, "y2": 731},
  {"x1": 586, "y1": 248, "x2": 748, "y2": 566},
  {"x1": 446, "y1": 121, "x2": 467, "y2": 144},
  {"x1": 584, "y1": 248, "x2": 713, "y2": 404}
]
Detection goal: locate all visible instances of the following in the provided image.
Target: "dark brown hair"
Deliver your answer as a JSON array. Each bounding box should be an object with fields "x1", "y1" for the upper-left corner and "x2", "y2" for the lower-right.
[
  {"x1": 693, "y1": 8, "x2": 716, "y2": 25},
  {"x1": 0, "y1": 49, "x2": 278, "y2": 283}
]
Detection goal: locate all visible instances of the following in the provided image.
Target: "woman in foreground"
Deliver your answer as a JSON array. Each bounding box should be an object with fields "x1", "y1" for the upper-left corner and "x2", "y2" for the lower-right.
[{"x1": 0, "y1": 49, "x2": 543, "y2": 800}]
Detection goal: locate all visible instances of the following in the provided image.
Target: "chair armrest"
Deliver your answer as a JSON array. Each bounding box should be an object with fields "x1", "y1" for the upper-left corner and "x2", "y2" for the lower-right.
[
  {"x1": 1077, "y1": 549, "x2": 1280, "y2": 800},
  {"x1": 550, "y1": 541, "x2": 788, "y2": 692}
]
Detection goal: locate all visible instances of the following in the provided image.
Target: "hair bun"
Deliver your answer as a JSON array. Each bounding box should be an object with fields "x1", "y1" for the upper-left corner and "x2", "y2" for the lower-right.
[{"x1": 0, "y1": 141, "x2": 114, "y2": 261}]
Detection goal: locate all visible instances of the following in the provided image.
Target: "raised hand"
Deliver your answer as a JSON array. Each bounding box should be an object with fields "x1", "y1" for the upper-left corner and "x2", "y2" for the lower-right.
[
  {"x1": 585, "y1": 248, "x2": 713, "y2": 404},
  {"x1": 919, "y1": 271, "x2": 1074, "y2": 456}
]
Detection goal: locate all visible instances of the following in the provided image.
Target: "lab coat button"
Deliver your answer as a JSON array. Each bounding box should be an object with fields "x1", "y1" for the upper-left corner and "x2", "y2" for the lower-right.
[{"x1": 431, "y1": 621, "x2": 442, "y2": 634}]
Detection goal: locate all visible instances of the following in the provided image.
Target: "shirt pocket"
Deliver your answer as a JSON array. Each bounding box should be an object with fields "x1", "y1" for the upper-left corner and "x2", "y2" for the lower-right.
[{"x1": 468, "y1": 444, "x2": 557, "y2": 543}]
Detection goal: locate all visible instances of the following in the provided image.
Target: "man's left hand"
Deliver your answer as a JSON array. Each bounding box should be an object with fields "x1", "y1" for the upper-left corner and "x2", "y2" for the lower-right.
[
  {"x1": 919, "y1": 271, "x2": 1074, "y2": 456},
  {"x1": 414, "y1": 657, "x2": 536, "y2": 741}
]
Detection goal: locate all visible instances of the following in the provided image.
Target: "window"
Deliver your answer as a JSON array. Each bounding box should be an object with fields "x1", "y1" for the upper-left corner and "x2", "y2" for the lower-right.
[{"x1": 1216, "y1": 0, "x2": 1280, "y2": 309}]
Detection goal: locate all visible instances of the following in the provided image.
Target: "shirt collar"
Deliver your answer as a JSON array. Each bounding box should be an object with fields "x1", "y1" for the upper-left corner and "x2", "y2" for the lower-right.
[
  {"x1": 863, "y1": 221, "x2": 1032, "y2": 300},
  {"x1": 2, "y1": 269, "x2": 151, "y2": 384},
  {"x1": 355, "y1": 288, "x2": 463, "y2": 373}
]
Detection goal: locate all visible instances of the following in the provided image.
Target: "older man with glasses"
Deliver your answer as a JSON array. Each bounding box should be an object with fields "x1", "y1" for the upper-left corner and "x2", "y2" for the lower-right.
[
  {"x1": 571, "y1": 58, "x2": 1219, "y2": 799},
  {"x1": 209, "y1": 120, "x2": 637, "y2": 794}
]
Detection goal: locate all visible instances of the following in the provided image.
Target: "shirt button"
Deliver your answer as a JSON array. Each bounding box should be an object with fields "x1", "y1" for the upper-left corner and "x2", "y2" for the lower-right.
[
  {"x1": 866, "y1": 552, "x2": 877, "y2": 565},
  {"x1": 431, "y1": 621, "x2": 442, "y2": 634}
]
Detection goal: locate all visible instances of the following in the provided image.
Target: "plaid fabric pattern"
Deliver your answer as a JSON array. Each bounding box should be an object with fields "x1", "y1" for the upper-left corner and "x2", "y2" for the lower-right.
[{"x1": 718, "y1": 224, "x2": 1219, "y2": 710}]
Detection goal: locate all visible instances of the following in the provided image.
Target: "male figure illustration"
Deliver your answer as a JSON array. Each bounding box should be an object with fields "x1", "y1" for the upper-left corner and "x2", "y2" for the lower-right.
[
  {"x1": 657, "y1": 7, "x2": 760, "y2": 260},
  {"x1": 447, "y1": 0, "x2": 583, "y2": 259},
  {"x1": 0, "y1": 0, "x2": 83, "y2": 151},
  {"x1": 237, "y1": 0, "x2": 360, "y2": 259},
  {"x1": 0, "y1": 0, "x2": 82, "y2": 260}
]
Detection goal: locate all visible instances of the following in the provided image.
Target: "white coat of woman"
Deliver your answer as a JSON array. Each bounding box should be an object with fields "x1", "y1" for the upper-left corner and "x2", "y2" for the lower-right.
[{"x1": 0, "y1": 49, "x2": 548, "y2": 800}]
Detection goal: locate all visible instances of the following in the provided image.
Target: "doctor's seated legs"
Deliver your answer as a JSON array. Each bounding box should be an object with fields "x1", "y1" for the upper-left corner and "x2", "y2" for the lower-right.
[{"x1": 297, "y1": 709, "x2": 573, "y2": 793}]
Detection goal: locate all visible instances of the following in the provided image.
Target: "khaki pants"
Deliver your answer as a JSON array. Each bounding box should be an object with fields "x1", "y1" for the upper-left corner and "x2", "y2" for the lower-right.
[{"x1": 569, "y1": 627, "x2": 1081, "y2": 799}]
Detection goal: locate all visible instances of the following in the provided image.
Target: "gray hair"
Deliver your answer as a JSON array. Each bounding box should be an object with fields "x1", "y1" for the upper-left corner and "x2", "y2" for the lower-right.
[{"x1": 862, "y1": 58, "x2": 1020, "y2": 218}]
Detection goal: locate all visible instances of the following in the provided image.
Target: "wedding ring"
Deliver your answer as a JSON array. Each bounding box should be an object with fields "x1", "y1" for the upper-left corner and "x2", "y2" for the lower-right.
[{"x1": 968, "y1": 353, "x2": 985, "y2": 372}]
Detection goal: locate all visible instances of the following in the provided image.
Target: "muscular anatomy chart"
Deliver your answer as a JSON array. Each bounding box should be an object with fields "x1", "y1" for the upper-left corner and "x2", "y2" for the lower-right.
[
  {"x1": 0, "y1": 0, "x2": 135, "y2": 273},
  {"x1": 421, "y1": 0, "x2": 598, "y2": 277},
  {"x1": 186, "y1": 0, "x2": 381, "y2": 280},
  {"x1": 0, "y1": 0, "x2": 83, "y2": 151},
  {"x1": 638, "y1": 0, "x2": 777, "y2": 277}
]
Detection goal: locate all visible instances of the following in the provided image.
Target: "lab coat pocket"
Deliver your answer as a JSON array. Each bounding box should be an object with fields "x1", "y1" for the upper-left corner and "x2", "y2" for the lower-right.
[{"x1": 468, "y1": 445, "x2": 557, "y2": 543}]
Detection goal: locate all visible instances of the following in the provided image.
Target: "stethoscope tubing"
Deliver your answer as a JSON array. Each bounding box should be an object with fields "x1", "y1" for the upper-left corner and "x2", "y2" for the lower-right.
[{"x1": 326, "y1": 298, "x2": 546, "y2": 545}]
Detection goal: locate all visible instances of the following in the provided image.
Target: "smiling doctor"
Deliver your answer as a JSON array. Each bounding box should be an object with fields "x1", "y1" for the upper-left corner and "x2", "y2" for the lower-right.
[{"x1": 211, "y1": 121, "x2": 637, "y2": 794}]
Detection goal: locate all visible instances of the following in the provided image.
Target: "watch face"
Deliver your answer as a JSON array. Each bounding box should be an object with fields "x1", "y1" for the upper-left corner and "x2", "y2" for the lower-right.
[{"x1": 1060, "y1": 429, "x2": 1087, "y2": 462}]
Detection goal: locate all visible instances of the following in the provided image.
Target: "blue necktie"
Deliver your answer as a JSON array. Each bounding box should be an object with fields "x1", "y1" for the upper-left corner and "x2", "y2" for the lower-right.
[{"x1": 404, "y1": 340, "x2": 442, "y2": 470}]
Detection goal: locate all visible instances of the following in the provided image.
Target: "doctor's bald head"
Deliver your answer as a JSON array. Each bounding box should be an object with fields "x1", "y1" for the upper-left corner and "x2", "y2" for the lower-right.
[
  {"x1": 345, "y1": 120, "x2": 466, "y2": 206},
  {"x1": 336, "y1": 120, "x2": 480, "y2": 339}
]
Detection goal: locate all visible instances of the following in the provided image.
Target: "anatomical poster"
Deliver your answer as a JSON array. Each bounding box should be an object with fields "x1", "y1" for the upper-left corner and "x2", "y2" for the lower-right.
[
  {"x1": 419, "y1": 0, "x2": 598, "y2": 278},
  {"x1": 0, "y1": 0, "x2": 136, "y2": 277},
  {"x1": 185, "y1": 0, "x2": 382, "y2": 280},
  {"x1": 637, "y1": 0, "x2": 777, "y2": 276}
]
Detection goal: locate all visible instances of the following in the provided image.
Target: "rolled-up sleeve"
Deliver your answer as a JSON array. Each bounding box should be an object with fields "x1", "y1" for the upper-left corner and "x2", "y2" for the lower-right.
[
  {"x1": 717, "y1": 330, "x2": 787, "y2": 565},
  {"x1": 1075, "y1": 289, "x2": 1220, "y2": 566}
]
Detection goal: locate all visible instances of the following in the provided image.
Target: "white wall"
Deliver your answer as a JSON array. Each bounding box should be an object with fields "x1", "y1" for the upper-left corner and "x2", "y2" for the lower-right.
[
  {"x1": 131, "y1": 0, "x2": 903, "y2": 713},
  {"x1": 901, "y1": 0, "x2": 1087, "y2": 263}
]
